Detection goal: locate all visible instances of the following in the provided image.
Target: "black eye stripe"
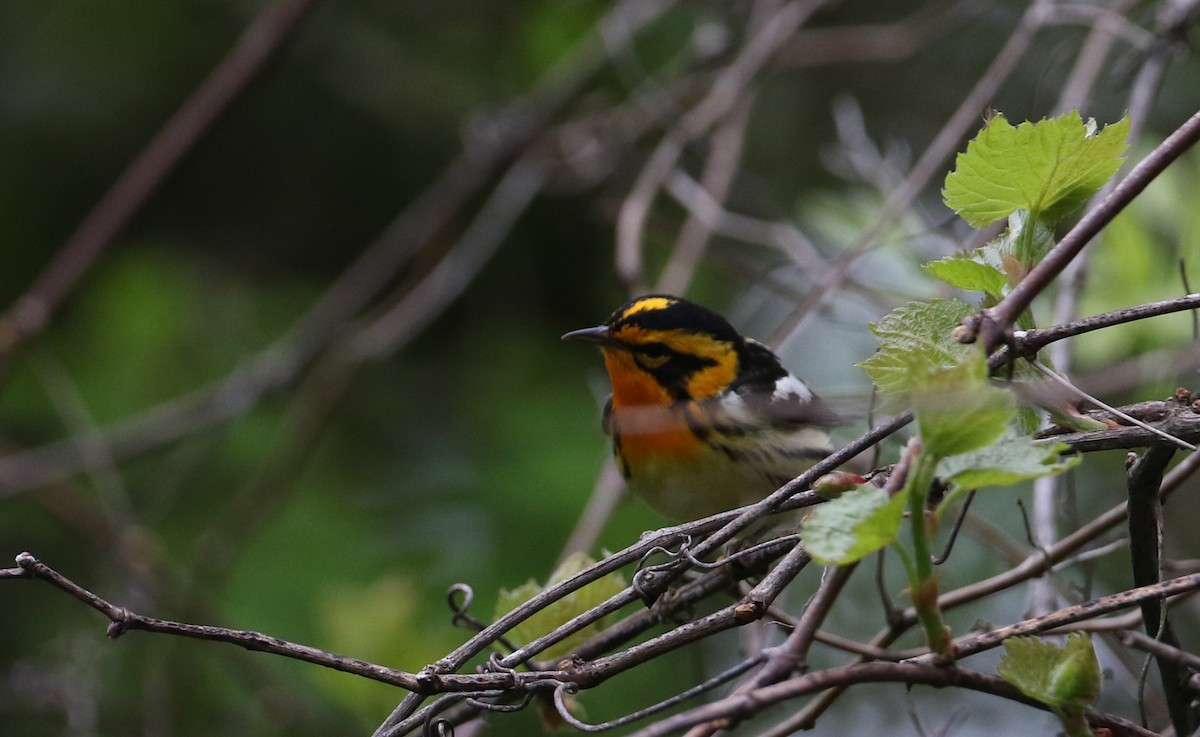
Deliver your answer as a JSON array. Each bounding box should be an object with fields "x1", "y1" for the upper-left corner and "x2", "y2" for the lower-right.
[{"x1": 633, "y1": 342, "x2": 717, "y2": 367}]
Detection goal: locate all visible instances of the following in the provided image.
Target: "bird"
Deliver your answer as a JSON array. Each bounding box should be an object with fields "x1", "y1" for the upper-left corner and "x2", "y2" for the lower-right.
[{"x1": 563, "y1": 295, "x2": 839, "y2": 521}]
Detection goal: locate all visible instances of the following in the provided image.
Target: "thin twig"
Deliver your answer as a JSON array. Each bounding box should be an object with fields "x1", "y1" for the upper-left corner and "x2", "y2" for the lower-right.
[
  {"x1": 1118, "y1": 629, "x2": 1200, "y2": 673},
  {"x1": 1030, "y1": 360, "x2": 1197, "y2": 450},
  {"x1": 1013, "y1": 292, "x2": 1200, "y2": 356},
  {"x1": 656, "y1": 97, "x2": 752, "y2": 295},
  {"x1": 7, "y1": 552, "x2": 421, "y2": 689},
  {"x1": 907, "y1": 571, "x2": 1200, "y2": 664}
]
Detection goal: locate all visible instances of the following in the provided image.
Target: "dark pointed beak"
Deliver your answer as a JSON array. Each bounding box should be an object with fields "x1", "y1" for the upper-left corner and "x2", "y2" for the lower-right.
[{"x1": 561, "y1": 325, "x2": 614, "y2": 346}]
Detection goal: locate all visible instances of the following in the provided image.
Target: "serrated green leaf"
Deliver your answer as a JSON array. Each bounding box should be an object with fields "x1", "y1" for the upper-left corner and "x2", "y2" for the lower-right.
[
  {"x1": 998, "y1": 633, "x2": 1100, "y2": 710},
  {"x1": 801, "y1": 485, "x2": 908, "y2": 565},
  {"x1": 938, "y1": 431, "x2": 1079, "y2": 491},
  {"x1": 913, "y1": 352, "x2": 1016, "y2": 459},
  {"x1": 943, "y1": 112, "x2": 1129, "y2": 228},
  {"x1": 494, "y1": 552, "x2": 627, "y2": 660},
  {"x1": 923, "y1": 253, "x2": 1008, "y2": 298},
  {"x1": 858, "y1": 299, "x2": 974, "y2": 403}
]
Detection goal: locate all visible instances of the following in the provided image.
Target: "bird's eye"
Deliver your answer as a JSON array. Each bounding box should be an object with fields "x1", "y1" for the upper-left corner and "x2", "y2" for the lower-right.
[{"x1": 634, "y1": 343, "x2": 671, "y2": 370}]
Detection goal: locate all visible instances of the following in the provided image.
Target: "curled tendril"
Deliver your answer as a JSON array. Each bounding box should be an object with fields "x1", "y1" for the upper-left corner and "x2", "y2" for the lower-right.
[
  {"x1": 631, "y1": 533, "x2": 799, "y2": 605},
  {"x1": 446, "y1": 584, "x2": 519, "y2": 655},
  {"x1": 423, "y1": 715, "x2": 454, "y2": 737},
  {"x1": 464, "y1": 689, "x2": 537, "y2": 714},
  {"x1": 447, "y1": 583, "x2": 487, "y2": 632},
  {"x1": 931, "y1": 489, "x2": 976, "y2": 565},
  {"x1": 483, "y1": 652, "x2": 518, "y2": 682}
]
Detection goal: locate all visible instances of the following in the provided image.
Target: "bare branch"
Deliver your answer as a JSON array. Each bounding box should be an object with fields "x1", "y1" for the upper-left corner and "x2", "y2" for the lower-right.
[
  {"x1": 7, "y1": 552, "x2": 421, "y2": 689},
  {"x1": 909, "y1": 571, "x2": 1200, "y2": 664}
]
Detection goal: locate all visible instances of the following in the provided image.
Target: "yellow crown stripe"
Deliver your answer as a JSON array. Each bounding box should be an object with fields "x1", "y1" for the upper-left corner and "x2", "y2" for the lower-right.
[{"x1": 620, "y1": 296, "x2": 676, "y2": 320}]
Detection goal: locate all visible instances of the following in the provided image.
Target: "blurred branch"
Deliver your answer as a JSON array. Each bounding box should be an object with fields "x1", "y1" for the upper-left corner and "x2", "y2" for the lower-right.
[
  {"x1": 1054, "y1": 0, "x2": 1143, "y2": 113},
  {"x1": 345, "y1": 156, "x2": 547, "y2": 362},
  {"x1": 0, "y1": 0, "x2": 319, "y2": 356},
  {"x1": 663, "y1": 170, "x2": 827, "y2": 268},
  {"x1": 655, "y1": 96, "x2": 752, "y2": 295},
  {"x1": 1118, "y1": 629, "x2": 1200, "y2": 672},
  {"x1": 557, "y1": 459, "x2": 624, "y2": 564},
  {"x1": 615, "y1": 0, "x2": 830, "y2": 291},
  {"x1": 768, "y1": 0, "x2": 1057, "y2": 346},
  {"x1": 776, "y1": 0, "x2": 971, "y2": 67},
  {"x1": 0, "y1": 0, "x2": 676, "y2": 498}
]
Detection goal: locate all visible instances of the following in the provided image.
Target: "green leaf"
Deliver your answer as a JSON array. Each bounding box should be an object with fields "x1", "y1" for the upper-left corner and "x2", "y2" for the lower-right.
[
  {"x1": 494, "y1": 552, "x2": 627, "y2": 660},
  {"x1": 913, "y1": 352, "x2": 1016, "y2": 459},
  {"x1": 801, "y1": 485, "x2": 908, "y2": 565},
  {"x1": 924, "y1": 212, "x2": 1058, "y2": 301},
  {"x1": 998, "y1": 633, "x2": 1101, "y2": 710},
  {"x1": 938, "y1": 431, "x2": 1079, "y2": 491},
  {"x1": 943, "y1": 112, "x2": 1129, "y2": 228},
  {"x1": 1004, "y1": 210, "x2": 1058, "y2": 268},
  {"x1": 858, "y1": 299, "x2": 974, "y2": 403},
  {"x1": 1044, "y1": 405, "x2": 1111, "y2": 433},
  {"x1": 923, "y1": 253, "x2": 1008, "y2": 298}
]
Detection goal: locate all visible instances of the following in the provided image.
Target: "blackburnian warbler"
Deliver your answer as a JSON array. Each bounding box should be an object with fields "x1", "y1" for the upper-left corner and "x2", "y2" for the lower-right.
[{"x1": 564, "y1": 295, "x2": 839, "y2": 521}]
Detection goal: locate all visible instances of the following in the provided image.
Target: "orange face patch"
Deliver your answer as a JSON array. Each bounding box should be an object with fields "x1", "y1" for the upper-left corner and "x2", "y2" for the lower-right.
[
  {"x1": 602, "y1": 348, "x2": 671, "y2": 408},
  {"x1": 602, "y1": 348, "x2": 704, "y2": 463},
  {"x1": 606, "y1": 325, "x2": 739, "y2": 402}
]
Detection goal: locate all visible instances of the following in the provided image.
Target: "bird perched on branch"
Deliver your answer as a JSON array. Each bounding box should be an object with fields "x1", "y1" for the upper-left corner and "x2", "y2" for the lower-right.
[{"x1": 564, "y1": 295, "x2": 839, "y2": 521}]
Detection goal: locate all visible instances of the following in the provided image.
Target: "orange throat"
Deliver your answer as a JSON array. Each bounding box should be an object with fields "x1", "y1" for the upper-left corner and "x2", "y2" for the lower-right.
[{"x1": 602, "y1": 348, "x2": 704, "y2": 464}]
